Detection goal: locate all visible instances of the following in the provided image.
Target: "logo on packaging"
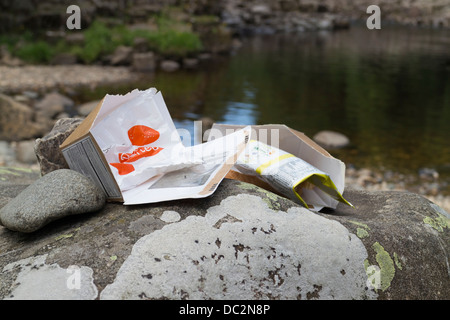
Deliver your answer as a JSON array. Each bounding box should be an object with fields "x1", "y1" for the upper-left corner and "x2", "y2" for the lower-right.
[
  {"x1": 110, "y1": 125, "x2": 163, "y2": 175},
  {"x1": 118, "y1": 146, "x2": 163, "y2": 163}
]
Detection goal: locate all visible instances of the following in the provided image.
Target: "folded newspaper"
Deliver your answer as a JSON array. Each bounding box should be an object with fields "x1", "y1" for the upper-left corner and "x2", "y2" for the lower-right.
[
  {"x1": 235, "y1": 140, "x2": 353, "y2": 209},
  {"x1": 207, "y1": 124, "x2": 353, "y2": 211}
]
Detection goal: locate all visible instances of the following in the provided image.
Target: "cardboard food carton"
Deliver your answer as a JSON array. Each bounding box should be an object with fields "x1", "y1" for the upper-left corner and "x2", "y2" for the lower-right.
[{"x1": 207, "y1": 124, "x2": 351, "y2": 211}]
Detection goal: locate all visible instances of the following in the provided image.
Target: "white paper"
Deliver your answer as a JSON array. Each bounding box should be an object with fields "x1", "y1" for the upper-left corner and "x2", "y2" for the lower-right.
[
  {"x1": 91, "y1": 88, "x2": 202, "y2": 191},
  {"x1": 88, "y1": 88, "x2": 250, "y2": 204},
  {"x1": 122, "y1": 126, "x2": 250, "y2": 204}
]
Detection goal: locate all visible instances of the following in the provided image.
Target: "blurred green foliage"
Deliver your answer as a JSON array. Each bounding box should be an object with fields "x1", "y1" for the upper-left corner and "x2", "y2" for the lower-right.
[
  {"x1": 0, "y1": 14, "x2": 203, "y2": 64},
  {"x1": 15, "y1": 41, "x2": 54, "y2": 63}
]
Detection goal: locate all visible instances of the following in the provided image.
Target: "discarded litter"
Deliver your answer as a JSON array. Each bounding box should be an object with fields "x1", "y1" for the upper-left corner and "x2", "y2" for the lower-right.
[
  {"x1": 208, "y1": 124, "x2": 352, "y2": 211},
  {"x1": 234, "y1": 140, "x2": 352, "y2": 209},
  {"x1": 60, "y1": 88, "x2": 250, "y2": 204},
  {"x1": 60, "y1": 88, "x2": 352, "y2": 210}
]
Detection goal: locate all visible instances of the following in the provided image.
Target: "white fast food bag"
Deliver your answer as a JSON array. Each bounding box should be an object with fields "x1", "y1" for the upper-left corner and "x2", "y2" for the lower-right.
[{"x1": 90, "y1": 88, "x2": 201, "y2": 191}]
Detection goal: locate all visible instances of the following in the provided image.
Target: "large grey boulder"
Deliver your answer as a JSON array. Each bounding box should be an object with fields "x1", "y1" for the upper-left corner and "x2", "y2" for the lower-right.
[
  {"x1": 0, "y1": 169, "x2": 106, "y2": 233},
  {"x1": 0, "y1": 172, "x2": 448, "y2": 300},
  {"x1": 322, "y1": 188, "x2": 450, "y2": 299},
  {"x1": 100, "y1": 192, "x2": 374, "y2": 300}
]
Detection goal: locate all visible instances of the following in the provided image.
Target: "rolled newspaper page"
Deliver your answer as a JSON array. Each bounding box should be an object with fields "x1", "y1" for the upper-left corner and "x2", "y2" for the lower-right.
[{"x1": 235, "y1": 140, "x2": 353, "y2": 209}]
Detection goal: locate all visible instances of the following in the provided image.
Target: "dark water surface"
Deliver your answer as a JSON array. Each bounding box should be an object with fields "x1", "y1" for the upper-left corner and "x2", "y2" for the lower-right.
[{"x1": 78, "y1": 25, "x2": 450, "y2": 186}]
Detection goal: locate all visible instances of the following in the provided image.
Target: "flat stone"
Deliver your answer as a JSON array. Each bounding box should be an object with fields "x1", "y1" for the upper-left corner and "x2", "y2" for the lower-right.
[
  {"x1": 313, "y1": 130, "x2": 350, "y2": 149},
  {"x1": 0, "y1": 169, "x2": 105, "y2": 233},
  {"x1": 324, "y1": 187, "x2": 450, "y2": 299},
  {"x1": 160, "y1": 60, "x2": 180, "y2": 72},
  {"x1": 251, "y1": 4, "x2": 271, "y2": 15}
]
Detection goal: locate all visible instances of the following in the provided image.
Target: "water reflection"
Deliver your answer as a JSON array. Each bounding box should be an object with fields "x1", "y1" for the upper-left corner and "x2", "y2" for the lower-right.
[
  {"x1": 221, "y1": 83, "x2": 259, "y2": 125},
  {"x1": 221, "y1": 101, "x2": 258, "y2": 125}
]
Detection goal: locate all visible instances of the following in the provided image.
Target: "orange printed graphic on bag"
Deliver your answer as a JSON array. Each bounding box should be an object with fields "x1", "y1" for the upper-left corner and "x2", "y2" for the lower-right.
[
  {"x1": 110, "y1": 125, "x2": 163, "y2": 175},
  {"x1": 128, "y1": 125, "x2": 160, "y2": 146},
  {"x1": 110, "y1": 162, "x2": 135, "y2": 175}
]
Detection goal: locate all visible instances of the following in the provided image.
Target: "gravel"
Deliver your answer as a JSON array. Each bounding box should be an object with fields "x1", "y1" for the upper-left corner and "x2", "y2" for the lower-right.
[{"x1": 0, "y1": 65, "x2": 137, "y2": 93}]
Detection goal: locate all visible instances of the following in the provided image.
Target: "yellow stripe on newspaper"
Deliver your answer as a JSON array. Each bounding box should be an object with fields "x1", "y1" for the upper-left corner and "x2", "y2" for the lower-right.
[{"x1": 256, "y1": 153, "x2": 294, "y2": 174}]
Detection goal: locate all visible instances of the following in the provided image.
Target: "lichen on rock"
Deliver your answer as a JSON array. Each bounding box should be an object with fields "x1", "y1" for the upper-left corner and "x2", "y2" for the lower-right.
[{"x1": 100, "y1": 194, "x2": 376, "y2": 300}]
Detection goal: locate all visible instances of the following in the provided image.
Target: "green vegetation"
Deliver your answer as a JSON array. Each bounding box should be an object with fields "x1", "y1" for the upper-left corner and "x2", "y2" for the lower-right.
[
  {"x1": 0, "y1": 30, "x2": 54, "y2": 63},
  {"x1": 72, "y1": 18, "x2": 203, "y2": 63},
  {"x1": 16, "y1": 41, "x2": 54, "y2": 64},
  {"x1": 146, "y1": 29, "x2": 203, "y2": 57},
  {"x1": 0, "y1": 14, "x2": 203, "y2": 64}
]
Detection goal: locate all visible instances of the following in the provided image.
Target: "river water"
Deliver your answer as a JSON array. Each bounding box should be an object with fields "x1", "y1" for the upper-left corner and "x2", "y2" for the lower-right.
[{"x1": 77, "y1": 25, "x2": 450, "y2": 191}]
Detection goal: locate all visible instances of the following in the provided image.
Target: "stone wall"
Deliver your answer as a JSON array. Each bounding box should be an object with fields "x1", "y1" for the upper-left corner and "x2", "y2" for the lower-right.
[{"x1": 1, "y1": 0, "x2": 449, "y2": 33}]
